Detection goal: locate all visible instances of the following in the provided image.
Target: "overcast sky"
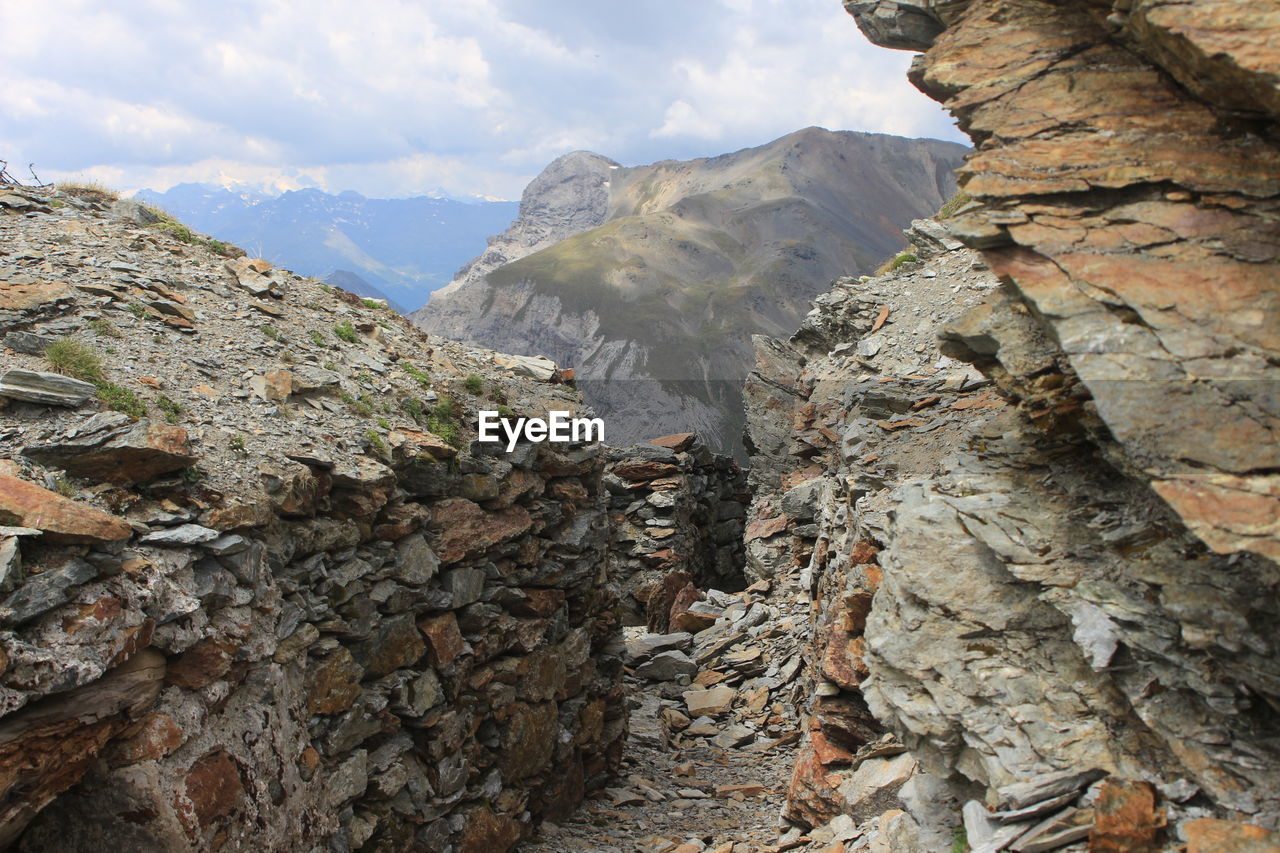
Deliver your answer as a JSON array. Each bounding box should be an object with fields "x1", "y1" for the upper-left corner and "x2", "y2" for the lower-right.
[{"x1": 0, "y1": 0, "x2": 965, "y2": 200}]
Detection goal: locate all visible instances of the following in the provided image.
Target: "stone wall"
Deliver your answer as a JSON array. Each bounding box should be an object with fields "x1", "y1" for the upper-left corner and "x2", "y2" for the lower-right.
[
  {"x1": 603, "y1": 433, "x2": 748, "y2": 630},
  {"x1": 0, "y1": 185, "x2": 627, "y2": 851}
]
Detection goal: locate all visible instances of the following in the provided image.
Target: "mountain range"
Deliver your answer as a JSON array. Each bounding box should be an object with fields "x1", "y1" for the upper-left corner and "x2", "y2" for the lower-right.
[
  {"x1": 411, "y1": 127, "x2": 968, "y2": 456},
  {"x1": 134, "y1": 184, "x2": 518, "y2": 311}
]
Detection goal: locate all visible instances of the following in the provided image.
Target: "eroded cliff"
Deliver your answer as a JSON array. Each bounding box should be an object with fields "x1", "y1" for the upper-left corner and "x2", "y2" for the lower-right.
[{"x1": 733, "y1": 2, "x2": 1279, "y2": 849}]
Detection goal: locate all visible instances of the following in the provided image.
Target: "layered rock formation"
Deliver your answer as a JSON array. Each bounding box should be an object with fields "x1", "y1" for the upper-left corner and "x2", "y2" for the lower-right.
[
  {"x1": 0, "y1": 185, "x2": 626, "y2": 850},
  {"x1": 413, "y1": 128, "x2": 967, "y2": 457},
  {"x1": 733, "y1": 1, "x2": 1280, "y2": 847}
]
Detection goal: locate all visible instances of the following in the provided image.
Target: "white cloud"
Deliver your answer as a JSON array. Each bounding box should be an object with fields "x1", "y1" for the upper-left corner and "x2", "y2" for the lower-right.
[{"x1": 0, "y1": 0, "x2": 965, "y2": 199}]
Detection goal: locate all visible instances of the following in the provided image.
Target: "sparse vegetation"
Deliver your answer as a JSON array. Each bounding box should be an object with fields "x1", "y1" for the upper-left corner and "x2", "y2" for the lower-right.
[
  {"x1": 425, "y1": 398, "x2": 463, "y2": 447},
  {"x1": 363, "y1": 428, "x2": 388, "y2": 456},
  {"x1": 309, "y1": 330, "x2": 327, "y2": 347},
  {"x1": 340, "y1": 392, "x2": 374, "y2": 417},
  {"x1": 463, "y1": 373, "x2": 484, "y2": 394},
  {"x1": 44, "y1": 338, "x2": 104, "y2": 383},
  {"x1": 89, "y1": 317, "x2": 122, "y2": 338},
  {"x1": 496, "y1": 404, "x2": 515, "y2": 419},
  {"x1": 951, "y1": 826, "x2": 968, "y2": 853},
  {"x1": 229, "y1": 434, "x2": 248, "y2": 455},
  {"x1": 96, "y1": 381, "x2": 147, "y2": 418},
  {"x1": 938, "y1": 188, "x2": 973, "y2": 220},
  {"x1": 149, "y1": 213, "x2": 241, "y2": 258},
  {"x1": 403, "y1": 398, "x2": 425, "y2": 423},
  {"x1": 127, "y1": 303, "x2": 148, "y2": 320},
  {"x1": 57, "y1": 181, "x2": 119, "y2": 204},
  {"x1": 360, "y1": 298, "x2": 384, "y2": 309},
  {"x1": 402, "y1": 363, "x2": 432, "y2": 389},
  {"x1": 51, "y1": 474, "x2": 77, "y2": 498},
  {"x1": 155, "y1": 394, "x2": 183, "y2": 424},
  {"x1": 877, "y1": 250, "x2": 919, "y2": 274},
  {"x1": 333, "y1": 321, "x2": 357, "y2": 343},
  {"x1": 376, "y1": 416, "x2": 391, "y2": 430},
  {"x1": 261, "y1": 324, "x2": 282, "y2": 342}
]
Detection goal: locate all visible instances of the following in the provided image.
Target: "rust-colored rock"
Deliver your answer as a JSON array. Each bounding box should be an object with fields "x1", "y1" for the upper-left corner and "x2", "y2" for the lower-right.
[
  {"x1": 180, "y1": 749, "x2": 244, "y2": 831},
  {"x1": 418, "y1": 612, "x2": 466, "y2": 667},
  {"x1": 1089, "y1": 778, "x2": 1165, "y2": 853},
  {"x1": 784, "y1": 747, "x2": 844, "y2": 828},
  {"x1": 1184, "y1": 819, "x2": 1280, "y2": 853},
  {"x1": 458, "y1": 805, "x2": 522, "y2": 853},
  {"x1": 165, "y1": 638, "x2": 238, "y2": 691},
  {"x1": 0, "y1": 472, "x2": 131, "y2": 545},
  {"x1": 305, "y1": 647, "x2": 364, "y2": 715},
  {"x1": 428, "y1": 498, "x2": 533, "y2": 564},
  {"x1": 249, "y1": 369, "x2": 292, "y2": 401},
  {"x1": 612, "y1": 460, "x2": 681, "y2": 482},
  {"x1": 648, "y1": 432, "x2": 696, "y2": 452}
]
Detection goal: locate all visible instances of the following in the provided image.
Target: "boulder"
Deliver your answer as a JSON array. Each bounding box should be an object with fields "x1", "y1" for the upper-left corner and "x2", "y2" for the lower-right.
[
  {"x1": 0, "y1": 473, "x2": 131, "y2": 545},
  {"x1": 0, "y1": 369, "x2": 96, "y2": 407},
  {"x1": 22, "y1": 413, "x2": 196, "y2": 483}
]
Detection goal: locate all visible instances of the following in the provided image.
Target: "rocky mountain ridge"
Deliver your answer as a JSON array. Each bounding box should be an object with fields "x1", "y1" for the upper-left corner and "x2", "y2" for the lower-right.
[{"x1": 412, "y1": 128, "x2": 968, "y2": 457}]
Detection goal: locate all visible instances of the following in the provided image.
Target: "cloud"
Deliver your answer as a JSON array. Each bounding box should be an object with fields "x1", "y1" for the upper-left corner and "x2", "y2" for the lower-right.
[{"x1": 0, "y1": 0, "x2": 965, "y2": 199}]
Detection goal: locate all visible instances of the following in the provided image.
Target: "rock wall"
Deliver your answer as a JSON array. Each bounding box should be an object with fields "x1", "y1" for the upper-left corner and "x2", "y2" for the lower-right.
[
  {"x1": 739, "y1": 0, "x2": 1280, "y2": 846},
  {"x1": 0, "y1": 185, "x2": 626, "y2": 851},
  {"x1": 604, "y1": 433, "x2": 748, "y2": 630}
]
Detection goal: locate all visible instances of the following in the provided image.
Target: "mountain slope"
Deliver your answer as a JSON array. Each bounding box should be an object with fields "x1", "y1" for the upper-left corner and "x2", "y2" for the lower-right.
[
  {"x1": 136, "y1": 184, "x2": 518, "y2": 311},
  {"x1": 411, "y1": 128, "x2": 968, "y2": 455}
]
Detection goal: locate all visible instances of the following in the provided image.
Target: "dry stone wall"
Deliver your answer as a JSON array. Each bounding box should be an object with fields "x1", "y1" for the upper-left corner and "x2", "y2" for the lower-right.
[
  {"x1": 604, "y1": 433, "x2": 748, "y2": 630},
  {"x1": 0, "y1": 185, "x2": 626, "y2": 852}
]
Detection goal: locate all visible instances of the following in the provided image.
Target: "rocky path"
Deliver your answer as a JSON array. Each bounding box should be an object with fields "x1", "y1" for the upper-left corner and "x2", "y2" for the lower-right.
[{"x1": 524, "y1": 582, "x2": 814, "y2": 853}]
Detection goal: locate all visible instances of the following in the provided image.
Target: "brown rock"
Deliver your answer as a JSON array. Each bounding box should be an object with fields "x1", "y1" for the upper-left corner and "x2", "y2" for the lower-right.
[
  {"x1": 305, "y1": 647, "x2": 364, "y2": 715},
  {"x1": 166, "y1": 638, "x2": 238, "y2": 691},
  {"x1": 427, "y1": 498, "x2": 533, "y2": 564},
  {"x1": 23, "y1": 415, "x2": 196, "y2": 484},
  {"x1": 352, "y1": 615, "x2": 425, "y2": 678},
  {"x1": 612, "y1": 460, "x2": 681, "y2": 482},
  {"x1": 418, "y1": 612, "x2": 466, "y2": 667},
  {"x1": 458, "y1": 806, "x2": 522, "y2": 853},
  {"x1": 390, "y1": 426, "x2": 458, "y2": 460},
  {"x1": 745, "y1": 514, "x2": 789, "y2": 542},
  {"x1": 110, "y1": 713, "x2": 186, "y2": 764},
  {"x1": 249, "y1": 369, "x2": 292, "y2": 401},
  {"x1": 1089, "y1": 778, "x2": 1164, "y2": 852},
  {"x1": 649, "y1": 432, "x2": 697, "y2": 452},
  {"x1": 684, "y1": 685, "x2": 736, "y2": 717},
  {"x1": 181, "y1": 749, "x2": 244, "y2": 830},
  {"x1": 501, "y1": 701, "x2": 557, "y2": 781},
  {"x1": 0, "y1": 472, "x2": 131, "y2": 545},
  {"x1": 1184, "y1": 819, "x2": 1279, "y2": 853},
  {"x1": 784, "y1": 747, "x2": 844, "y2": 828}
]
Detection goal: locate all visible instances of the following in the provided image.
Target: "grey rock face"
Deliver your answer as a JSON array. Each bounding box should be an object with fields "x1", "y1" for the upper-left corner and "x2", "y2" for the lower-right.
[{"x1": 0, "y1": 369, "x2": 96, "y2": 406}]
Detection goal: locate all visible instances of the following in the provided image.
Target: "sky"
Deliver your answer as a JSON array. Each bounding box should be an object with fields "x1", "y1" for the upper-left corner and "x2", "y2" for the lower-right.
[{"x1": 0, "y1": 0, "x2": 966, "y2": 201}]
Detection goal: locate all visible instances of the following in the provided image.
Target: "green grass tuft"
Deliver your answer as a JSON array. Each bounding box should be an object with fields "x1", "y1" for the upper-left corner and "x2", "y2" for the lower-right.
[
  {"x1": 463, "y1": 373, "x2": 484, "y2": 394},
  {"x1": 96, "y1": 381, "x2": 147, "y2": 418},
  {"x1": 44, "y1": 339, "x2": 104, "y2": 383},
  {"x1": 333, "y1": 321, "x2": 357, "y2": 343}
]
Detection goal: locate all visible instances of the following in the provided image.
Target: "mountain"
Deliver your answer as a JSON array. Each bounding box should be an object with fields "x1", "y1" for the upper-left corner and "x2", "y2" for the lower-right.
[
  {"x1": 134, "y1": 184, "x2": 518, "y2": 311},
  {"x1": 411, "y1": 127, "x2": 969, "y2": 456}
]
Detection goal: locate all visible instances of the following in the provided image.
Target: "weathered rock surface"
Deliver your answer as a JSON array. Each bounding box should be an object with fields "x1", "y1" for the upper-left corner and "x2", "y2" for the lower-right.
[
  {"x1": 0, "y1": 184, "x2": 627, "y2": 851},
  {"x1": 745, "y1": 207, "x2": 1279, "y2": 848},
  {"x1": 21, "y1": 412, "x2": 196, "y2": 483}
]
